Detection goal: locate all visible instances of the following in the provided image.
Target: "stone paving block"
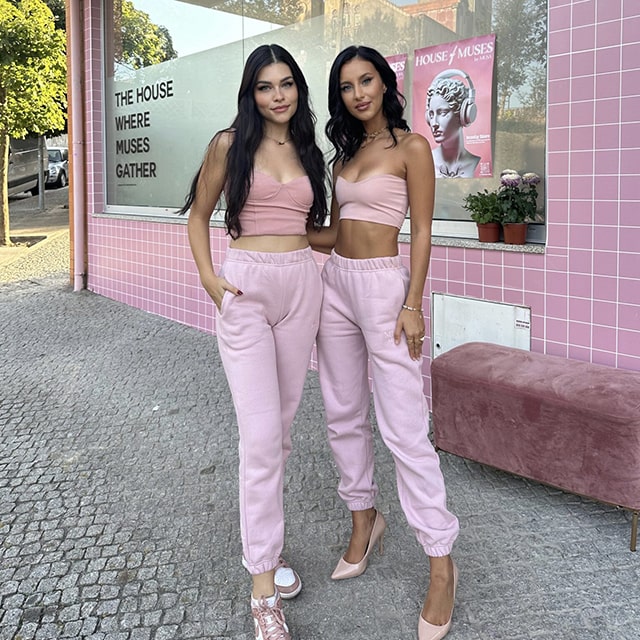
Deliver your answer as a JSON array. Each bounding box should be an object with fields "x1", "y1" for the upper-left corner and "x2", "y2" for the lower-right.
[{"x1": 1, "y1": 272, "x2": 639, "y2": 638}]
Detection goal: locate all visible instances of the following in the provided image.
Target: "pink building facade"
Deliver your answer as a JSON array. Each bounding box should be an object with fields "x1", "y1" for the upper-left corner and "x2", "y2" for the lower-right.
[{"x1": 70, "y1": 0, "x2": 640, "y2": 401}]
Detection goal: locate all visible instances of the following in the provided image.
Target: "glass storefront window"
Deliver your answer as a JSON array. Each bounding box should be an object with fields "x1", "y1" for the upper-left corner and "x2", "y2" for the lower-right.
[{"x1": 103, "y1": 0, "x2": 547, "y2": 239}]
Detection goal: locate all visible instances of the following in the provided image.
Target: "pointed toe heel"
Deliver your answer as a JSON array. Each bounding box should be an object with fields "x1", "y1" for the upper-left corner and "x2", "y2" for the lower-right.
[
  {"x1": 331, "y1": 510, "x2": 386, "y2": 580},
  {"x1": 418, "y1": 562, "x2": 458, "y2": 640}
]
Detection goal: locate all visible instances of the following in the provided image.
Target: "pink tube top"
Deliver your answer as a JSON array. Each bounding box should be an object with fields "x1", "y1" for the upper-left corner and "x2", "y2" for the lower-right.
[
  {"x1": 336, "y1": 174, "x2": 408, "y2": 229},
  {"x1": 235, "y1": 170, "x2": 312, "y2": 236}
]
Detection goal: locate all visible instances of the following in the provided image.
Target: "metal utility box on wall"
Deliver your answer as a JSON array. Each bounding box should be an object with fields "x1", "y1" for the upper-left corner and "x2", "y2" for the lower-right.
[{"x1": 431, "y1": 293, "x2": 531, "y2": 359}]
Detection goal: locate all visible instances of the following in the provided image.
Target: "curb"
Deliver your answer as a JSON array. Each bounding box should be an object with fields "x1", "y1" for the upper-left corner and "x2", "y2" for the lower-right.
[{"x1": 0, "y1": 228, "x2": 69, "y2": 268}]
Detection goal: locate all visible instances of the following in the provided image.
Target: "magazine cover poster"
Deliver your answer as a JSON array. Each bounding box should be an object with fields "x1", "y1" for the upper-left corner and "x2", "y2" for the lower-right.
[
  {"x1": 413, "y1": 34, "x2": 496, "y2": 179},
  {"x1": 386, "y1": 53, "x2": 407, "y2": 96}
]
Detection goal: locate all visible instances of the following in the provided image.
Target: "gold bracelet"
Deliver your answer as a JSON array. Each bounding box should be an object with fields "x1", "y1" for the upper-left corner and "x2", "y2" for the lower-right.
[{"x1": 402, "y1": 304, "x2": 423, "y2": 313}]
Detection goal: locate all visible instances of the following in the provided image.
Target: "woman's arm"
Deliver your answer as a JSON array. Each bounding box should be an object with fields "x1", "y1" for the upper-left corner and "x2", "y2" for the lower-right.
[
  {"x1": 394, "y1": 133, "x2": 435, "y2": 360},
  {"x1": 187, "y1": 132, "x2": 241, "y2": 309},
  {"x1": 307, "y1": 162, "x2": 341, "y2": 254}
]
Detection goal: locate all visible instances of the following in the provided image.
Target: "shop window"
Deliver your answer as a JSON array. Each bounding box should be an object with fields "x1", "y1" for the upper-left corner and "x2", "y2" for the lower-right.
[{"x1": 103, "y1": 0, "x2": 546, "y2": 242}]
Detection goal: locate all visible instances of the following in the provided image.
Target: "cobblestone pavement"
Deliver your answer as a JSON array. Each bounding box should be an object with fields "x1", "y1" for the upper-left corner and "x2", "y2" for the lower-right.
[{"x1": 1, "y1": 247, "x2": 639, "y2": 639}]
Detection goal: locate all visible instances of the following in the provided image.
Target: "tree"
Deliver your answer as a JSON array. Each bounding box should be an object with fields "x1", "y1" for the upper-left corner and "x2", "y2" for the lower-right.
[
  {"x1": 43, "y1": 0, "x2": 65, "y2": 31},
  {"x1": 0, "y1": 0, "x2": 66, "y2": 246},
  {"x1": 113, "y1": 0, "x2": 178, "y2": 72},
  {"x1": 493, "y1": 0, "x2": 546, "y2": 115}
]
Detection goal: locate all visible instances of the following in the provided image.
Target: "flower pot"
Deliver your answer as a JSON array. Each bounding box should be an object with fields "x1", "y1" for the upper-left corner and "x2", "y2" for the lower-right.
[
  {"x1": 476, "y1": 222, "x2": 500, "y2": 243},
  {"x1": 503, "y1": 222, "x2": 528, "y2": 245}
]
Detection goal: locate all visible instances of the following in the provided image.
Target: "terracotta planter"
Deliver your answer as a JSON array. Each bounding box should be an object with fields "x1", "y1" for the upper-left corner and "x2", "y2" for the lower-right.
[
  {"x1": 476, "y1": 222, "x2": 501, "y2": 243},
  {"x1": 503, "y1": 222, "x2": 528, "y2": 245}
]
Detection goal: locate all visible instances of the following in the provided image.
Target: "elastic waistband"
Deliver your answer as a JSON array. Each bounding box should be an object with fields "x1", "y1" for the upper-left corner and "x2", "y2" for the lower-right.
[
  {"x1": 329, "y1": 249, "x2": 403, "y2": 271},
  {"x1": 225, "y1": 246, "x2": 314, "y2": 265}
]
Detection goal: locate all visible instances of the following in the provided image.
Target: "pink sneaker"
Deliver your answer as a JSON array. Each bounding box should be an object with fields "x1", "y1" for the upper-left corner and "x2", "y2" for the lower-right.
[
  {"x1": 251, "y1": 592, "x2": 291, "y2": 640},
  {"x1": 274, "y1": 556, "x2": 302, "y2": 599}
]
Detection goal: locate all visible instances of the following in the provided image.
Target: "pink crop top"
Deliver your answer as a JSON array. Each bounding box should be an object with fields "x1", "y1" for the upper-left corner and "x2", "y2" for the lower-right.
[
  {"x1": 335, "y1": 174, "x2": 408, "y2": 229},
  {"x1": 235, "y1": 170, "x2": 312, "y2": 236}
]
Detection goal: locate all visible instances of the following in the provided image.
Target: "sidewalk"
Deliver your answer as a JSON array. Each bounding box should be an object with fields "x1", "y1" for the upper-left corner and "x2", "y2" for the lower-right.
[{"x1": 1, "y1": 206, "x2": 639, "y2": 639}]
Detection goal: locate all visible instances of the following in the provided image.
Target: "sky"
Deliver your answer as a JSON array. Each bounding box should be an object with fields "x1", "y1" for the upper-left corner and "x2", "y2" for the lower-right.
[{"x1": 133, "y1": 0, "x2": 280, "y2": 58}]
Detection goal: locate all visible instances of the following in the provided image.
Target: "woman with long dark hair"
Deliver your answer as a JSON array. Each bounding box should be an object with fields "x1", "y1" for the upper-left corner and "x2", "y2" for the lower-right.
[
  {"x1": 182, "y1": 44, "x2": 327, "y2": 640},
  {"x1": 309, "y1": 45, "x2": 459, "y2": 640}
]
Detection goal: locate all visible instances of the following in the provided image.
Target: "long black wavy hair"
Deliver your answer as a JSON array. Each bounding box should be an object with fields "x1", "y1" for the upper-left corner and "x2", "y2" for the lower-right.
[
  {"x1": 326, "y1": 45, "x2": 410, "y2": 164},
  {"x1": 180, "y1": 44, "x2": 327, "y2": 238}
]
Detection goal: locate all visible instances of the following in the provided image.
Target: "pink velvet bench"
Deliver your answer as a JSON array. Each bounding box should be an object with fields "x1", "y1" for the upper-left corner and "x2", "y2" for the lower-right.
[{"x1": 431, "y1": 341, "x2": 640, "y2": 551}]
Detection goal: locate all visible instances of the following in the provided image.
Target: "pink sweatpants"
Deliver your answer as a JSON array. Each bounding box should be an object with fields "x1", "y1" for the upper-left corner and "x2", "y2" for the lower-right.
[
  {"x1": 317, "y1": 251, "x2": 459, "y2": 557},
  {"x1": 216, "y1": 247, "x2": 322, "y2": 575}
]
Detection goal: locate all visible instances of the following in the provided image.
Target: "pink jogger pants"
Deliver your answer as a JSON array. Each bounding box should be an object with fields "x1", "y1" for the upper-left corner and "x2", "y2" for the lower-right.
[
  {"x1": 216, "y1": 247, "x2": 322, "y2": 575},
  {"x1": 317, "y1": 251, "x2": 459, "y2": 557}
]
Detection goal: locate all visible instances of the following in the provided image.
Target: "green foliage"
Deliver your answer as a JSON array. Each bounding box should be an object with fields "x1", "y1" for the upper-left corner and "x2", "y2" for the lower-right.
[
  {"x1": 0, "y1": 0, "x2": 67, "y2": 138},
  {"x1": 115, "y1": 0, "x2": 178, "y2": 70},
  {"x1": 462, "y1": 189, "x2": 502, "y2": 224}
]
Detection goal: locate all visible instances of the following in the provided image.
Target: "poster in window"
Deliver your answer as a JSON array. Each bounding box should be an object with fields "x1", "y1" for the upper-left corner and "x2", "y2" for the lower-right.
[
  {"x1": 385, "y1": 53, "x2": 407, "y2": 96},
  {"x1": 413, "y1": 34, "x2": 496, "y2": 179}
]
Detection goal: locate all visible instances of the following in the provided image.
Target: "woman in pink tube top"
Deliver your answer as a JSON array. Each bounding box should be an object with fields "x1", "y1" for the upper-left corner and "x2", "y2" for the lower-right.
[
  {"x1": 180, "y1": 44, "x2": 326, "y2": 640},
  {"x1": 308, "y1": 45, "x2": 459, "y2": 640}
]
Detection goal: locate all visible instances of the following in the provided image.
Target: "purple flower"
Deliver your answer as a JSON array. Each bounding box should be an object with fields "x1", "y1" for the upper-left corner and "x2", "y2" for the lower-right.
[
  {"x1": 500, "y1": 169, "x2": 519, "y2": 177},
  {"x1": 522, "y1": 172, "x2": 541, "y2": 185},
  {"x1": 500, "y1": 173, "x2": 521, "y2": 188}
]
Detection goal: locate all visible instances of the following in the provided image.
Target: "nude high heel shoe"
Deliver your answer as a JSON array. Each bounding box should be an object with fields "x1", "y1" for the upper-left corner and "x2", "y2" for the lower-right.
[
  {"x1": 418, "y1": 562, "x2": 458, "y2": 640},
  {"x1": 331, "y1": 510, "x2": 386, "y2": 580}
]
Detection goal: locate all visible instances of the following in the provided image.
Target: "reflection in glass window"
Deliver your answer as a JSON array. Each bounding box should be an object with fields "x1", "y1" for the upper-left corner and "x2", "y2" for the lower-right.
[{"x1": 103, "y1": 0, "x2": 546, "y2": 233}]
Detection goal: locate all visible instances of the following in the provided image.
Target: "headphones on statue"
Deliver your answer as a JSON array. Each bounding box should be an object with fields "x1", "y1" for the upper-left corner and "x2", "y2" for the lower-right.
[{"x1": 427, "y1": 68, "x2": 477, "y2": 128}]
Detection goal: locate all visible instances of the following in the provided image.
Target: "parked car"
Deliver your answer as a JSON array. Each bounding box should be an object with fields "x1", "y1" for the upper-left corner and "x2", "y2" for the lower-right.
[
  {"x1": 46, "y1": 146, "x2": 69, "y2": 189},
  {"x1": 8, "y1": 136, "x2": 47, "y2": 196}
]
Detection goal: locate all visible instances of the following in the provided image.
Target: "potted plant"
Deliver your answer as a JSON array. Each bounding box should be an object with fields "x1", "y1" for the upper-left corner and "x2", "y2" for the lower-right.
[
  {"x1": 462, "y1": 189, "x2": 502, "y2": 243},
  {"x1": 497, "y1": 170, "x2": 541, "y2": 244}
]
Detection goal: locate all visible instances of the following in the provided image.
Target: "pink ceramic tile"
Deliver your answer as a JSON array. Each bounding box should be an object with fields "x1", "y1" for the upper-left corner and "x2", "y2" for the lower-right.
[
  {"x1": 546, "y1": 269, "x2": 569, "y2": 296},
  {"x1": 594, "y1": 123, "x2": 619, "y2": 150},
  {"x1": 567, "y1": 321, "x2": 592, "y2": 348},
  {"x1": 548, "y1": 53, "x2": 572, "y2": 81},
  {"x1": 620, "y1": 123, "x2": 640, "y2": 149},
  {"x1": 596, "y1": 20, "x2": 622, "y2": 48},
  {"x1": 621, "y1": 68, "x2": 640, "y2": 96},
  {"x1": 619, "y1": 253, "x2": 640, "y2": 279},
  {"x1": 592, "y1": 300, "x2": 617, "y2": 327},
  {"x1": 483, "y1": 264, "x2": 502, "y2": 288},
  {"x1": 593, "y1": 176, "x2": 620, "y2": 201},
  {"x1": 571, "y1": 75, "x2": 596, "y2": 102},
  {"x1": 591, "y1": 349, "x2": 617, "y2": 367},
  {"x1": 569, "y1": 274, "x2": 592, "y2": 298},
  {"x1": 622, "y1": 15, "x2": 640, "y2": 39},
  {"x1": 569, "y1": 150, "x2": 594, "y2": 174},
  {"x1": 547, "y1": 175, "x2": 569, "y2": 199},
  {"x1": 573, "y1": 50, "x2": 597, "y2": 77},
  {"x1": 548, "y1": 103, "x2": 571, "y2": 128},
  {"x1": 593, "y1": 226, "x2": 620, "y2": 252},
  {"x1": 569, "y1": 177, "x2": 595, "y2": 203},
  {"x1": 620, "y1": 175, "x2": 640, "y2": 201},
  {"x1": 447, "y1": 259, "x2": 465, "y2": 282},
  {"x1": 571, "y1": 102, "x2": 595, "y2": 129},
  {"x1": 619, "y1": 227, "x2": 640, "y2": 252},
  {"x1": 618, "y1": 354, "x2": 640, "y2": 371},
  {"x1": 572, "y1": 25, "x2": 596, "y2": 51},
  {"x1": 597, "y1": 0, "x2": 623, "y2": 22},
  {"x1": 549, "y1": 29, "x2": 572, "y2": 56},
  {"x1": 546, "y1": 317, "x2": 569, "y2": 344},
  {"x1": 569, "y1": 296, "x2": 592, "y2": 322},
  {"x1": 546, "y1": 294, "x2": 569, "y2": 320},
  {"x1": 595, "y1": 46, "x2": 622, "y2": 74},
  {"x1": 568, "y1": 249, "x2": 593, "y2": 274},
  {"x1": 594, "y1": 149, "x2": 620, "y2": 175},
  {"x1": 622, "y1": 42, "x2": 640, "y2": 71},
  {"x1": 593, "y1": 275, "x2": 619, "y2": 302},
  {"x1": 593, "y1": 250, "x2": 619, "y2": 277},
  {"x1": 548, "y1": 78, "x2": 571, "y2": 104},
  {"x1": 548, "y1": 125, "x2": 571, "y2": 153},
  {"x1": 592, "y1": 325, "x2": 618, "y2": 351},
  {"x1": 618, "y1": 329, "x2": 640, "y2": 356},
  {"x1": 618, "y1": 304, "x2": 640, "y2": 331},
  {"x1": 546, "y1": 223, "x2": 569, "y2": 249},
  {"x1": 593, "y1": 201, "x2": 620, "y2": 226},
  {"x1": 504, "y1": 266, "x2": 523, "y2": 290},
  {"x1": 621, "y1": 95, "x2": 640, "y2": 123},
  {"x1": 550, "y1": 4, "x2": 572, "y2": 30},
  {"x1": 572, "y1": 0, "x2": 597, "y2": 26},
  {"x1": 595, "y1": 72, "x2": 621, "y2": 100},
  {"x1": 547, "y1": 151, "x2": 570, "y2": 175}
]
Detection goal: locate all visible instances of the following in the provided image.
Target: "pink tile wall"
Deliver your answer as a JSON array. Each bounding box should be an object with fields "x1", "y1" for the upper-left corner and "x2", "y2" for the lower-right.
[{"x1": 82, "y1": 0, "x2": 640, "y2": 405}]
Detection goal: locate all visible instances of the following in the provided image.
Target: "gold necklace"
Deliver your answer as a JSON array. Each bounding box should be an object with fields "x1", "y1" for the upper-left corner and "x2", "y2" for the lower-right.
[
  {"x1": 361, "y1": 126, "x2": 388, "y2": 147},
  {"x1": 265, "y1": 134, "x2": 291, "y2": 146}
]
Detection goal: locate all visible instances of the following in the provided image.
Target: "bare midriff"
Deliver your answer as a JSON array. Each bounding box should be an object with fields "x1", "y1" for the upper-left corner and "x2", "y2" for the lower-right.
[
  {"x1": 334, "y1": 220, "x2": 399, "y2": 259},
  {"x1": 229, "y1": 234, "x2": 309, "y2": 253}
]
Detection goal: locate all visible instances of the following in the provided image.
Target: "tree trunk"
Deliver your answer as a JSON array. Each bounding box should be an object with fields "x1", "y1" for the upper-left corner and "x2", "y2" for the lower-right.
[{"x1": 0, "y1": 132, "x2": 12, "y2": 247}]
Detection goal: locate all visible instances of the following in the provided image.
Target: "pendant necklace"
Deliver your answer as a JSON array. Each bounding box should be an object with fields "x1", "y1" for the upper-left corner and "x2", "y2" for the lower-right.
[
  {"x1": 361, "y1": 126, "x2": 388, "y2": 148},
  {"x1": 265, "y1": 134, "x2": 291, "y2": 145}
]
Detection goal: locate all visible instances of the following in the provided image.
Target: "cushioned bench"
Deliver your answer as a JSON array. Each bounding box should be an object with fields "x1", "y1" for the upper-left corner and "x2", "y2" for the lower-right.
[{"x1": 431, "y1": 342, "x2": 640, "y2": 551}]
